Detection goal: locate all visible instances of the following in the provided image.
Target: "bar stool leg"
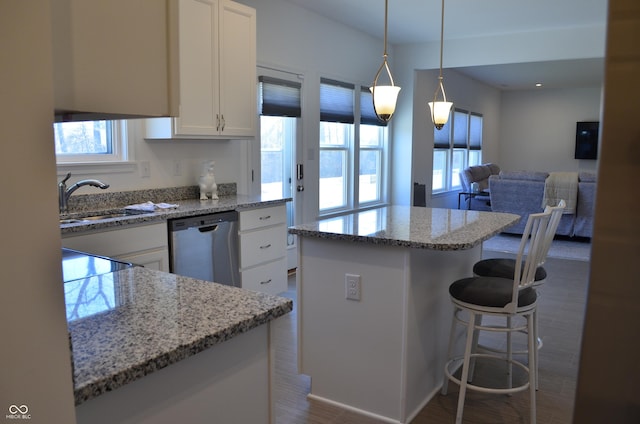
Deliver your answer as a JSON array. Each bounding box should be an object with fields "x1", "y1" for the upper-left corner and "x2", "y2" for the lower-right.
[
  {"x1": 442, "y1": 307, "x2": 459, "y2": 395},
  {"x1": 528, "y1": 313, "x2": 537, "y2": 424},
  {"x1": 507, "y1": 316, "x2": 513, "y2": 390},
  {"x1": 455, "y1": 311, "x2": 478, "y2": 424}
]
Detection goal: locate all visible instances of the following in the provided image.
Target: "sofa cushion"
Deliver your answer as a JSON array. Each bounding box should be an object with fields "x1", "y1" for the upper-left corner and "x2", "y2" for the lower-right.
[
  {"x1": 578, "y1": 171, "x2": 597, "y2": 182},
  {"x1": 499, "y1": 170, "x2": 549, "y2": 182}
]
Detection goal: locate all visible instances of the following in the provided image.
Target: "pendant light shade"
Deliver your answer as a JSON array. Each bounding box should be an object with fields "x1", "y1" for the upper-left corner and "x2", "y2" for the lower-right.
[
  {"x1": 429, "y1": 0, "x2": 452, "y2": 130},
  {"x1": 370, "y1": 0, "x2": 400, "y2": 123}
]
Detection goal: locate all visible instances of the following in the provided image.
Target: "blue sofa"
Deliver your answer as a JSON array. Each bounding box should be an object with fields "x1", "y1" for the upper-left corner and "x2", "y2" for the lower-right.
[{"x1": 488, "y1": 170, "x2": 596, "y2": 238}]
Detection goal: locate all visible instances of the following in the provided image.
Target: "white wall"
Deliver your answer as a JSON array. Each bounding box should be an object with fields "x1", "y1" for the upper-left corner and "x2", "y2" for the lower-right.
[
  {"x1": 1, "y1": 1, "x2": 77, "y2": 422},
  {"x1": 499, "y1": 86, "x2": 602, "y2": 173}
]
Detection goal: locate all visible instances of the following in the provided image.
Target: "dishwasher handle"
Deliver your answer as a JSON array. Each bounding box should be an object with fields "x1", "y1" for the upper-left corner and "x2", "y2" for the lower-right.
[{"x1": 198, "y1": 224, "x2": 219, "y2": 233}]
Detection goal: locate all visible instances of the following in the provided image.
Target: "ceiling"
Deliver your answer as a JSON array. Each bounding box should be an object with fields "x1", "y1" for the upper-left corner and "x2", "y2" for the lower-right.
[{"x1": 284, "y1": 0, "x2": 608, "y2": 90}]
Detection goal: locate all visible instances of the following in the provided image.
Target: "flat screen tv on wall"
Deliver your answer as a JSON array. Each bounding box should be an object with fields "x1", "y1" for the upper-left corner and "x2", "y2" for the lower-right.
[{"x1": 575, "y1": 121, "x2": 599, "y2": 160}]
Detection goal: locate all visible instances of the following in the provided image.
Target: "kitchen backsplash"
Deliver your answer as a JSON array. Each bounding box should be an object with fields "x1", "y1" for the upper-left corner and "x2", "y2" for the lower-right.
[{"x1": 65, "y1": 183, "x2": 237, "y2": 213}]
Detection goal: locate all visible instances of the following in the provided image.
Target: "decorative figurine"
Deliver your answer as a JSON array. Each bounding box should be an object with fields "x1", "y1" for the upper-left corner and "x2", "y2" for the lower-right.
[{"x1": 199, "y1": 160, "x2": 219, "y2": 200}]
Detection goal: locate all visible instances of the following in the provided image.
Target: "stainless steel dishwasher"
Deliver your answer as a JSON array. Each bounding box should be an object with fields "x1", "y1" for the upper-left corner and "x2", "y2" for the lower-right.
[{"x1": 168, "y1": 210, "x2": 240, "y2": 287}]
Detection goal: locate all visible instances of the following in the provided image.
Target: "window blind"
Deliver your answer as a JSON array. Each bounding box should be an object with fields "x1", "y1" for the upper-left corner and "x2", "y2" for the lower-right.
[
  {"x1": 320, "y1": 78, "x2": 354, "y2": 124},
  {"x1": 258, "y1": 75, "x2": 301, "y2": 117},
  {"x1": 469, "y1": 113, "x2": 483, "y2": 150},
  {"x1": 453, "y1": 109, "x2": 469, "y2": 148},
  {"x1": 434, "y1": 119, "x2": 451, "y2": 148},
  {"x1": 360, "y1": 87, "x2": 387, "y2": 127}
]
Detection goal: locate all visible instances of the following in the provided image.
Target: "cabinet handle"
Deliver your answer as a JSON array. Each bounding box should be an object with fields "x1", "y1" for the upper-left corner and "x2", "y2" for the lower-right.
[
  {"x1": 259, "y1": 215, "x2": 271, "y2": 221},
  {"x1": 259, "y1": 244, "x2": 272, "y2": 249},
  {"x1": 260, "y1": 279, "x2": 272, "y2": 285},
  {"x1": 216, "y1": 114, "x2": 220, "y2": 131},
  {"x1": 220, "y1": 114, "x2": 225, "y2": 131}
]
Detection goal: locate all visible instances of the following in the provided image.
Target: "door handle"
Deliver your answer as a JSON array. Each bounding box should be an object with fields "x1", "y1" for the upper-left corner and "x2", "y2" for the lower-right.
[{"x1": 297, "y1": 164, "x2": 304, "y2": 180}]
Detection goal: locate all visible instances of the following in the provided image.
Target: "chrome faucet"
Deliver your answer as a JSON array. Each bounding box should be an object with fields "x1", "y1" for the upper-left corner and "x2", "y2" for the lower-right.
[{"x1": 58, "y1": 172, "x2": 110, "y2": 214}]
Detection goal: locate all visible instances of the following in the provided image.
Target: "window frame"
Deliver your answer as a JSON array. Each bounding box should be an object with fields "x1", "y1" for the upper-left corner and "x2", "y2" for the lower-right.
[{"x1": 54, "y1": 120, "x2": 128, "y2": 164}]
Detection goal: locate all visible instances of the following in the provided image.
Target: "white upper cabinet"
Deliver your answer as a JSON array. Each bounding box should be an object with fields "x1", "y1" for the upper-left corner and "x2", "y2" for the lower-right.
[
  {"x1": 52, "y1": 0, "x2": 179, "y2": 121},
  {"x1": 145, "y1": 0, "x2": 257, "y2": 139}
]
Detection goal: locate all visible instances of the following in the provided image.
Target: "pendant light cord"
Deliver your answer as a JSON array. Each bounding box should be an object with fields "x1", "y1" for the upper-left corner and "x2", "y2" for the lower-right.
[
  {"x1": 383, "y1": 0, "x2": 389, "y2": 59},
  {"x1": 438, "y1": 0, "x2": 445, "y2": 80}
]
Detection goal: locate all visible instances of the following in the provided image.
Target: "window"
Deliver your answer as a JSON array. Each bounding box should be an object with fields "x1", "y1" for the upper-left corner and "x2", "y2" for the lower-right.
[
  {"x1": 319, "y1": 78, "x2": 388, "y2": 214},
  {"x1": 432, "y1": 108, "x2": 483, "y2": 193},
  {"x1": 54, "y1": 120, "x2": 127, "y2": 163}
]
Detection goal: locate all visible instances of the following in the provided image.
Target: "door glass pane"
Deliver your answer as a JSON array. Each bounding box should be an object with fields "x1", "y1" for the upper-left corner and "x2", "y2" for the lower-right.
[
  {"x1": 260, "y1": 116, "x2": 286, "y2": 200},
  {"x1": 260, "y1": 116, "x2": 296, "y2": 247},
  {"x1": 319, "y1": 150, "x2": 346, "y2": 210}
]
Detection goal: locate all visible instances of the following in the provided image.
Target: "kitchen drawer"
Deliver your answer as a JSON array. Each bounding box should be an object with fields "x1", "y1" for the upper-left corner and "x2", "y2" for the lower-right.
[
  {"x1": 240, "y1": 258, "x2": 287, "y2": 295},
  {"x1": 239, "y1": 224, "x2": 286, "y2": 268},
  {"x1": 239, "y1": 204, "x2": 286, "y2": 231}
]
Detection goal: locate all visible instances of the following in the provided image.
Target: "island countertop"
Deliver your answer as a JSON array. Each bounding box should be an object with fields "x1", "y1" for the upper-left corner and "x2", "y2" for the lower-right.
[
  {"x1": 65, "y1": 266, "x2": 292, "y2": 405},
  {"x1": 288, "y1": 206, "x2": 519, "y2": 250}
]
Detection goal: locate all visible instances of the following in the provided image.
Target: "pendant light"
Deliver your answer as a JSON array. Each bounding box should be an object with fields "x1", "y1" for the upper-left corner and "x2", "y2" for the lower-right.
[
  {"x1": 370, "y1": 0, "x2": 401, "y2": 123},
  {"x1": 428, "y1": 0, "x2": 453, "y2": 130}
]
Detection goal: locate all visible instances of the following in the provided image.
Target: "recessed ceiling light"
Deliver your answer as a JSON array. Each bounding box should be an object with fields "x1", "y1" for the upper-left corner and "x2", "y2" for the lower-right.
[{"x1": 535, "y1": 83, "x2": 543, "y2": 87}]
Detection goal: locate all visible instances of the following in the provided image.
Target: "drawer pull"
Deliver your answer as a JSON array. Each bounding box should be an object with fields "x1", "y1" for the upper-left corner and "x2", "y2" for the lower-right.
[
  {"x1": 259, "y1": 244, "x2": 272, "y2": 249},
  {"x1": 260, "y1": 279, "x2": 272, "y2": 285},
  {"x1": 259, "y1": 215, "x2": 272, "y2": 220}
]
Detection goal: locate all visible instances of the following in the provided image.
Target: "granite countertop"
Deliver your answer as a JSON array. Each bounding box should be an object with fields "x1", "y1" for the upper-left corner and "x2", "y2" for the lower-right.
[
  {"x1": 288, "y1": 206, "x2": 519, "y2": 251},
  {"x1": 65, "y1": 266, "x2": 293, "y2": 405},
  {"x1": 60, "y1": 194, "x2": 291, "y2": 235}
]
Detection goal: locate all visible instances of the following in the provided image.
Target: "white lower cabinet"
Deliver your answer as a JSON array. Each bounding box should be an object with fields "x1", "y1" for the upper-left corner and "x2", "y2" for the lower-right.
[
  {"x1": 238, "y1": 204, "x2": 287, "y2": 295},
  {"x1": 61, "y1": 222, "x2": 170, "y2": 272}
]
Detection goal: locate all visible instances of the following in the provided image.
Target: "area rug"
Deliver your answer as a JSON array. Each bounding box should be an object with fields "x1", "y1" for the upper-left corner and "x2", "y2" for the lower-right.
[{"x1": 483, "y1": 233, "x2": 591, "y2": 262}]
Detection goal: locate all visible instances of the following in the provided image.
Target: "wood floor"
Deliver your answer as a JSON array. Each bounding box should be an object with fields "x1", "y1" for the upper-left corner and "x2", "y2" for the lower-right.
[{"x1": 273, "y1": 251, "x2": 590, "y2": 423}]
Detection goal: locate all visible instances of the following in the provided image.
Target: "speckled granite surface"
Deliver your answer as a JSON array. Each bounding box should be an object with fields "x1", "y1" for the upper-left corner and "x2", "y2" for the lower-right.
[
  {"x1": 60, "y1": 194, "x2": 291, "y2": 235},
  {"x1": 65, "y1": 184, "x2": 236, "y2": 212},
  {"x1": 288, "y1": 206, "x2": 519, "y2": 251},
  {"x1": 65, "y1": 267, "x2": 292, "y2": 405}
]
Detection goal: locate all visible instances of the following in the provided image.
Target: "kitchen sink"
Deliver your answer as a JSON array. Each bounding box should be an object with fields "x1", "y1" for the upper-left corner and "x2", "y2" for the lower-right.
[{"x1": 60, "y1": 210, "x2": 151, "y2": 225}]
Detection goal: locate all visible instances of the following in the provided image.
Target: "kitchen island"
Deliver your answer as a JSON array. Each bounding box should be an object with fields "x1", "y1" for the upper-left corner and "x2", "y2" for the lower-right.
[
  {"x1": 66, "y1": 266, "x2": 292, "y2": 424},
  {"x1": 288, "y1": 206, "x2": 518, "y2": 424}
]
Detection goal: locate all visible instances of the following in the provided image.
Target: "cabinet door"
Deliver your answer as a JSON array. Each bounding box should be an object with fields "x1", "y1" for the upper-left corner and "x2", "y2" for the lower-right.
[
  {"x1": 240, "y1": 258, "x2": 287, "y2": 295},
  {"x1": 61, "y1": 223, "x2": 170, "y2": 272},
  {"x1": 52, "y1": 0, "x2": 177, "y2": 119},
  {"x1": 174, "y1": 0, "x2": 220, "y2": 136},
  {"x1": 239, "y1": 225, "x2": 286, "y2": 269},
  {"x1": 218, "y1": 0, "x2": 256, "y2": 137},
  {"x1": 115, "y1": 249, "x2": 169, "y2": 272}
]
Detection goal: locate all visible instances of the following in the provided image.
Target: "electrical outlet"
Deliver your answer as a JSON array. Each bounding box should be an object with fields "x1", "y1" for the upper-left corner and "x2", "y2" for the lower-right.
[
  {"x1": 140, "y1": 161, "x2": 151, "y2": 178},
  {"x1": 345, "y1": 274, "x2": 361, "y2": 301},
  {"x1": 173, "y1": 159, "x2": 182, "y2": 176}
]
